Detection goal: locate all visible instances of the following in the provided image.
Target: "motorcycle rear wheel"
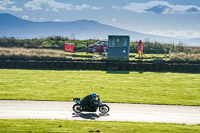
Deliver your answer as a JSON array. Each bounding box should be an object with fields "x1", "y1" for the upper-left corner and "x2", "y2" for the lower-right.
[
  {"x1": 73, "y1": 104, "x2": 82, "y2": 113},
  {"x1": 99, "y1": 105, "x2": 109, "y2": 114}
]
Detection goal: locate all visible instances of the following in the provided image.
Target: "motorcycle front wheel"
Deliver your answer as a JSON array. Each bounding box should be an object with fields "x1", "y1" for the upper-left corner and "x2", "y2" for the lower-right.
[
  {"x1": 73, "y1": 104, "x2": 82, "y2": 113},
  {"x1": 99, "y1": 105, "x2": 109, "y2": 114}
]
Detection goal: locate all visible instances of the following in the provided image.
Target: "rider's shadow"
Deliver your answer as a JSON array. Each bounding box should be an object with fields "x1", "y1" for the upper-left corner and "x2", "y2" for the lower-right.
[{"x1": 72, "y1": 113, "x2": 100, "y2": 120}]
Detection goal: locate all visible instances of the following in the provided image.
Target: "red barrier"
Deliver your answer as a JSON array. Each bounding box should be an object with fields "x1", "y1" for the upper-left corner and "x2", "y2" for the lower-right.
[{"x1": 64, "y1": 43, "x2": 75, "y2": 52}]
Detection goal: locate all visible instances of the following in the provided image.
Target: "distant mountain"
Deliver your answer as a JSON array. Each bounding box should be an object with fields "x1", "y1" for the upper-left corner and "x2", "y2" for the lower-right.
[
  {"x1": 0, "y1": 13, "x2": 199, "y2": 46},
  {"x1": 187, "y1": 38, "x2": 200, "y2": 44}
]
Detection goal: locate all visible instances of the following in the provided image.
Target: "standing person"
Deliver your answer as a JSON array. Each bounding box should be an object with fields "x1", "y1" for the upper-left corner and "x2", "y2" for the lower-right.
[
  {"x1": 164, "y1": 49, "x2": 167, "y2": 57},
  {"x1": 137, "y1": 40, "x2": 144, "y2": 59}
]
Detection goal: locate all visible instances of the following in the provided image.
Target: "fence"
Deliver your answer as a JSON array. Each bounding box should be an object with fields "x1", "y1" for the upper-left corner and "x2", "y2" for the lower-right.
[{"x1": 0, "y1": 60, "x2": 199, "y2": 73}]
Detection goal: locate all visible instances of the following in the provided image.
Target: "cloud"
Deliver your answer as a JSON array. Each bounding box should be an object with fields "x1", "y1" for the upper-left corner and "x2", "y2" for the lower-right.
[
  {"x1": 53, "y1": 19, "x2": 62, "y2": 22},
  {"x1": 91, "y1": 6, "x2": 101, "y2": 10},
  {"x1": 112, "y1": 1, "x2": 200, "y2": 14},
  {"x1": 24, "y1": 0, "x2": 42, "y2": 10},
  {"x1": 148, "y1": 30, "x2": 200, "y2": 38},
  {"x1": 0, "y1": 0, "x2": 22, "y2": 11},
  {"x1": 112, "y1": 18, "x2": 116, "y2": 22},
  {"x1": 22, "y1": 15, "x2": 29, "y2": 19},
  {"x1": 185, "y1": 7, "x2": 199, "y2": 13},
  {"x1": 22, "y1": 15, "x2": 46, "y2": 22},
  {"x1": 39, "y1": 17, "x2": 44, "y2": 21},
  {"x1": 24, "y1": 0, "x2": 102, "y2": 11},
  {"x1": 112, "y1": 5, "x2": 119, "y2": 9}
]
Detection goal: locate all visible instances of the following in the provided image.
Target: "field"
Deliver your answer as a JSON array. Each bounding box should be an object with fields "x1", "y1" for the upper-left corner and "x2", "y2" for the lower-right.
[
  {"x1": 0, "y1": 47, "x2": 170, "y2": 61},
  {"x1": 0, "y1": 50, "x2": 200, "y2": 132},
  {"x1": 1, "y1": 47, "x2": 200, "y2": 62},
  {"x1": 0, "y1": 69, "x2": 200, "y2": 106},
  {"x1": 0, "y1": 47, "x2": 94, "y2": 60},
  {"x1": 0, "y1": 119, "x2": 200, "y2": 133}
]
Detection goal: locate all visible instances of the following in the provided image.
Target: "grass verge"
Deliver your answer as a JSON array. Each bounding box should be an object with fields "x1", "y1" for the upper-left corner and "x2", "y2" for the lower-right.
[
  {"x1": 0, "y1": 47, "x2": 171, "y2": 61},
  {"x1": 0, "y1": 119, "x2": 200, "y2": 133},
  {"x1": 0, "y1": 69, "x2": 200, "y2": 106}
]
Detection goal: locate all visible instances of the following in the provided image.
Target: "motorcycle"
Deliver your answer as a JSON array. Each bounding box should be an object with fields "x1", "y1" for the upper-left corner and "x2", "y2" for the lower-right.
[{"x1": 72, "y1": 95, "x2": 110, "y2": 114}]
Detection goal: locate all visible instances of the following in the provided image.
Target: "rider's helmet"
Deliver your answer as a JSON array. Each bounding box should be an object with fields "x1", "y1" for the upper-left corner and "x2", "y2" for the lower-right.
[{"x1": 91, "y1": 93, "x2": 97, "y2": 98}]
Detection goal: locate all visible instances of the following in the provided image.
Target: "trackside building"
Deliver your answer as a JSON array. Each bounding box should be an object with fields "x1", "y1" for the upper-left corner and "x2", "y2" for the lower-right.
[{"x1": 107, "y1": 35, "x2": 130, "y2": 60}]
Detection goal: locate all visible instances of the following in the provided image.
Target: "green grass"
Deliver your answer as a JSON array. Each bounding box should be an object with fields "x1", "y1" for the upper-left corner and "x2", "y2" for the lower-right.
[
  {"x1": 129, "y1": 53, "x2": 170, "y2": 61},
  {"x1": 0, "y1": 119, "x2": 200, "y2": 133},
  {"x1": 0, "y1": 69, "x2": 200, "y2": 106}
]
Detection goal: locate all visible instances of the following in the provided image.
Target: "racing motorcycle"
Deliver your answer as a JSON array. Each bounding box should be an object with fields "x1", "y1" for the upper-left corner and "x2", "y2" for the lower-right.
[{"x1": 72, "y1": 95, "x2": 109, "y2": 114}]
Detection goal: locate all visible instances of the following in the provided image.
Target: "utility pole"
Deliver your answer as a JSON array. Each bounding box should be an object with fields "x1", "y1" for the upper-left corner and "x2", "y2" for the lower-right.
[
  {"x1": 71, "y1": 33, "x2": 76, "y2": 40},
  {"x1": 86, "y1": 41, "x2": 89, "y2": 54}
]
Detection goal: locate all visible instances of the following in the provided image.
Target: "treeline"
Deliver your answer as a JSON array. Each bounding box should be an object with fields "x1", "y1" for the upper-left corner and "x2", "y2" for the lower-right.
[
  {"x1": 0, "y1": 36, "x2": 99, "y2": 48},
  {"x1": 131, "y1": 41, "x2": 200, "y2": 54},
  {"x1": 0, "y1": 36, "x2": 199, "y2": 54}
]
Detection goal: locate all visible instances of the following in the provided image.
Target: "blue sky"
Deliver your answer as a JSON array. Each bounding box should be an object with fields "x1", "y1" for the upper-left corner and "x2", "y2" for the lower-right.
[{"x1": 1, "y1": 0, "x2": 200, "y2": 38}]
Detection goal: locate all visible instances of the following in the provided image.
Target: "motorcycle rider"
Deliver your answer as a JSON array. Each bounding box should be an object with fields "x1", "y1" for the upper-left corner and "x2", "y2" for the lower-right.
[{"x1": 80, "y1": 93, "x2": 97, "y2": 110}]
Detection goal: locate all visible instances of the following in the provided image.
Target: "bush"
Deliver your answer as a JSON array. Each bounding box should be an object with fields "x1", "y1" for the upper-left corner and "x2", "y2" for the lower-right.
[{"x1": 170, "y1": 52, "x2": 200, "y2": 62}]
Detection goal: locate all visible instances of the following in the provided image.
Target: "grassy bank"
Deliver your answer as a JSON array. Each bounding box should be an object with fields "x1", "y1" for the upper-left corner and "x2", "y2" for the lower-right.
[
  {"x1": 0, "y1": 119, "x2": 200, "y2": 133},
  {"x1": 0, "y1": 69, "x2": 200, "y2": 105},
  {"x1": 0, "y1": 47, "x2": 95, "y2": 60},
  {"x1": 1, "y1": 47, "x2": 200, "y2": 62},
  {"x1": 0, "y1": 47, "x2": 171, "y2": 61}
]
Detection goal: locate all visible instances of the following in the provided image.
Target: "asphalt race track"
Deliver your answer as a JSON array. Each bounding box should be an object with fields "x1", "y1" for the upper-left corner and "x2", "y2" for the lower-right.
[{"x1": 0, "y1": 100, "x2": 200, "y2": 125}]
